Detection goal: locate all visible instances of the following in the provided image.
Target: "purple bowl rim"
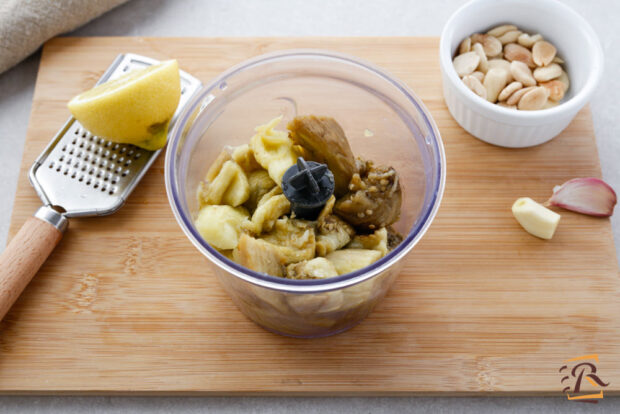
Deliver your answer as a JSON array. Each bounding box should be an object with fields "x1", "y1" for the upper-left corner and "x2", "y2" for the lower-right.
[{"x1": 165, "y1": 49, "x2": 446, "y2": 293}]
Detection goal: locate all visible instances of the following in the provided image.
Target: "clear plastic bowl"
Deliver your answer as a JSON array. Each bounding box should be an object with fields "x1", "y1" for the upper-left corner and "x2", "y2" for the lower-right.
[{"x1": 165, "y1": 50, "x2": 446, "y2": 338}]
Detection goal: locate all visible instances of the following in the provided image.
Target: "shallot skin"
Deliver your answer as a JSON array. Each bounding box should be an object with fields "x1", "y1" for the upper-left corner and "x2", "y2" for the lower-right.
[{"x1": 546, "y1": 177, "x2": 617, "y2": 217}]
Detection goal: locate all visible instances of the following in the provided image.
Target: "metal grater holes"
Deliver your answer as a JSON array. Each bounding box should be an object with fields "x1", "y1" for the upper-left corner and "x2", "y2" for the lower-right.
[{"x1": 49, "y1": 125, "x2": 146, "y2": 195}]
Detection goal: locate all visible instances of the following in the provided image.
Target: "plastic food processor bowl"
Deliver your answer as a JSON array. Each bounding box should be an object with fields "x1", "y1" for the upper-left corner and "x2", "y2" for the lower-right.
[{"x1": 165, "y1": 50, "x2": 446, "y2": 338}]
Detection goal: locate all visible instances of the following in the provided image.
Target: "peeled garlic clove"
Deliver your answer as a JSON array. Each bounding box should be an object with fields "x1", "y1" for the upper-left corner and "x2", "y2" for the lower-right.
[
  {"x1": 546, "y1": 178, "x2": 617, "y2": 217},
  {"x1": 453, "y1": 51, "x2": 480, "y2": 77},
  {"x1": 532, "y1": 40, "x2": 557, "y2": 67},
  {"x1": 512, "y1": 197, "x2": 560, "y2": 240}
]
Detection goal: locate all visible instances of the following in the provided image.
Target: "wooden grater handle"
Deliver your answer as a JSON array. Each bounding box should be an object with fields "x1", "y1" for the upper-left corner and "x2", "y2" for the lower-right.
[{"x1": 0, "y1": 207, "x2": 67, "y2": 321}]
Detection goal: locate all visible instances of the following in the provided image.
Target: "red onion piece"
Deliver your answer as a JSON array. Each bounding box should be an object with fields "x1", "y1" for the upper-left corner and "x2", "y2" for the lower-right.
[{"x1": 546, "y1": 177, "x2": 617, "y2": 217}]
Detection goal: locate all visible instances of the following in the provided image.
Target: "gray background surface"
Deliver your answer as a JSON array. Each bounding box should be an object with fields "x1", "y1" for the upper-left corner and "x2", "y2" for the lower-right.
[{"x1": 1, "y1": 0, "x2": 618, "y2": 412}]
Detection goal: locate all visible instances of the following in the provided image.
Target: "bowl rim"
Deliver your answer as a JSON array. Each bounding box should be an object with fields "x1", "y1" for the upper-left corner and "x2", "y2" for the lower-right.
[
  {"x1": 439, "y1": 0, "x2": 604, "y2": 124},
  {"x1": 165, "y1": 49, "x2": 446, "y2": 294}
]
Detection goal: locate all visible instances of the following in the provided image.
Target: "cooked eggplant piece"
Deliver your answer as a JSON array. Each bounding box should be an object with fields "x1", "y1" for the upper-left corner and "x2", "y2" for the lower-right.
[
  {"x1": 195, "y1": 205, "x2": 249, "y2": 250},
  {"x1": 286, "y1": 290, "x2": 344, "y2": 314},
  {"x1": 244, "y1": 191, "x2": 290, "y2": 235},
  {"x1": 260, "y1": 218, "x2": 316, "y2": 264},
  {"x1": 244, "y1": 170, "x2": 276, "y2": 213},
  {"x1": 288, "y1": 115, "x2": 357, "y2": 196},
  {"x1": 348, "y1": 227, "x2": 388, "y2": 257},
  {"x1": 334, "y1": 159, "x2": 402, "y2": 231},
  {"x1": 250, "y1": 116, "x2": 298, "y2": 185},
  {"x1": 317, "y1": 195, "x2": 336, "y2": 223},
  {"x1": 198, "y1": 160, "x2": 250, "y2": 207},
  {"x1": 325, "y1": 249, "x2": 382, "y2": 275},
  {"x1": 286, "y1": 257, "x2": 339, "y2": 280},
  {"x1": 316, "y1": 215, "x2": 355, "y2": 256},
  {"x1": 387, "y1": 226, "x2": 404, "y2": 251},
  {"x1": 233, "y1": 233, "x2": 286, "y2": 277},
  {"x1": 232, "y1": 144, "x2": 262, "y2": 173},
  {"x1": 205, "y1": 148, "x2": 232, "y2": 182}
]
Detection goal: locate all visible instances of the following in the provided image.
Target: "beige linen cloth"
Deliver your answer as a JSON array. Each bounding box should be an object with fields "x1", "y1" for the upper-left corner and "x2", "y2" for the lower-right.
[{"x1": 0, "y1": 0, "x2": 129, "y2": 74}]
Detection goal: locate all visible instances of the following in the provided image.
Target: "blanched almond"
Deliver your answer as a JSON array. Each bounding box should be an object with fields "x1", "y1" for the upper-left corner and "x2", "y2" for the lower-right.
[
  {"x1": 459, "y1": 37, "x2": 472, "y2": 54},
  {"x1": 497, "y1": 30, "x2": 522, "y2": 45},
  {"x1": 558, "y1": 70, "x2": 570, "y2": 91},
  {"x1": 533, "y1": 63, "x2": 562, "y2": 82},
  {"x1": 483, "y1": 68, "x2": 508, "y2": 103},
  {"x1": 518, "y1": 86, "x2": 549, "y2": 110},
  {"x1": 506, "y1": 86, "x2": 536, "y2": 106},
  {"x1": 540, "y1": 80, "x2": 565, "y2": 101},
  {"x1": 553, "y1": 56, "x2": 565, "y2": 64},
  {"x1": 472, "y1": 42, "x2": 489, "y2": 73},
  {"x1": 471, "y1": 33, "x2": 503, "y2": 57},
  {"x1": 504, "y1": 43, "x2": 535, "y2": 68},
  {"x1": 532, "y1": 40, "x2": 557, "y2": 66},
  {"x1": 471, "y1": 71, "x2": 485, "y2": 82},
  {"x1": 517, "y1": 33, "x2": 543, "y2": 48},
  {"x1": 498, "y1": 81, "x2": 523, "y2": 101},
  {"x1": 487, "y1": 24, "x2": 517, "y2": 37},
  {"x1": 453, "y1": 52, "x2": 480, "y2": 77},
  {"x1": 487, "y1": 59, "x2": 514, "y2": 83},
  {"x1": 510, "y1": 61, "x2": 536, "y2": 87},
  {"x1": 462, "y1": 75, "x2": 487, "y2": 99}
]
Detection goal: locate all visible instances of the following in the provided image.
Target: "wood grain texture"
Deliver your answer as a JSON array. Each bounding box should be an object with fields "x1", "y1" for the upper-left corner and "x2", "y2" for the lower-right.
[
  {"x1": 0, "y1": 217, "x2": 63, "y2": 320},
  {"x1": 2, "y1": 37, "x2": 619, "y2": 395}
]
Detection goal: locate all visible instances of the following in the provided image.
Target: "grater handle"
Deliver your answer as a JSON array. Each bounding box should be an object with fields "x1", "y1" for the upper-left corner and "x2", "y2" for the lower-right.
[{"x1": 0, "y1": 207, "x2": 67, "y2": 321}]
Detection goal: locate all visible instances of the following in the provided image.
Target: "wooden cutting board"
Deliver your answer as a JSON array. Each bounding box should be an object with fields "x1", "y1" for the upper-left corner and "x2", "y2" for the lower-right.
[{"x1": 3, "y1": 37, "x2": 620, "y2": 396}]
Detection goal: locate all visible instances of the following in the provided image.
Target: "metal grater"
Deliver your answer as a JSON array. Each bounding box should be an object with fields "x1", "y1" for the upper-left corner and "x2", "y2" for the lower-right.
[
  {"x1": 29, "y1": 53, "x2": 202, "y2": 217},
  {"x1": 0, "y1": 54, "x2": 202, "y2": 321}
]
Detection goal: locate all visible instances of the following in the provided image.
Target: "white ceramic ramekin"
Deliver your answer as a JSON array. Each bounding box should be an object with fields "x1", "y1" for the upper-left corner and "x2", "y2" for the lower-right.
[{"x1": 439, "y1": 0, "x2": 604, "y2": 148}]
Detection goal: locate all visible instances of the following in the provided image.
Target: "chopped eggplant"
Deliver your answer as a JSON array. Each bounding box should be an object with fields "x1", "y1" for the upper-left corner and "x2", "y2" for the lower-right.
[
  {"x1": 244, "y1": 191, "x2": 290, "y2": 235},
  {"x1": 250, "y1": 116, "x2": 298, "y2": 185},
  {"x1": 232, "y1": 144, "x2": 262, "y2": 173},
  {"x1": 316, "y1": 215, "x2": 355, "y2": 256},
  {"x1": 348, "y1": 227, "x2": 388, "y2": 256},
  {"x1": 198, "y1": 160, "x2": 250, "y2": 207},
  {"x1": 288, "y1": 115, "x2": 357, "y2": 196},
  {"x1": 286, "y1": 257, "x2": 339, "y2": 280},
  {"x1": 195, "y1": 205, "x2": 249, "y2": 250},
  {"x1": 334, "y1": 159, "x2": 402, "y2": 231},
  {"x1": 244, "y1": 170, "x2": 276, "y2": 213},
  {"x1": 233, "y1": 233, "x2": 286, "y2": 277},
  {"x1": 325, "y1": 249, "x2": 382, "y2": 275},
  {"x1": 260, "y1": 217, "x2": 316, "y2": 264}
]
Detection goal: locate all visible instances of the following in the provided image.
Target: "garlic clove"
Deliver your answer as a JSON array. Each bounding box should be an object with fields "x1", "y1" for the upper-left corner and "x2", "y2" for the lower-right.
[
  {"x1": 546, "y1": 178, "x2": 617, "y2": 217},
  {"x1": 512, "y1": 197, "x2": 561, "y2": 240}
]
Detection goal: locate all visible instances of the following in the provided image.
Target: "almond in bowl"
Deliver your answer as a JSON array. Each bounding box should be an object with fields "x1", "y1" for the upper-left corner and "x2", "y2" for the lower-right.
[{"x1": 454, "y1": 24, "x2": 569, "y2": 110}]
